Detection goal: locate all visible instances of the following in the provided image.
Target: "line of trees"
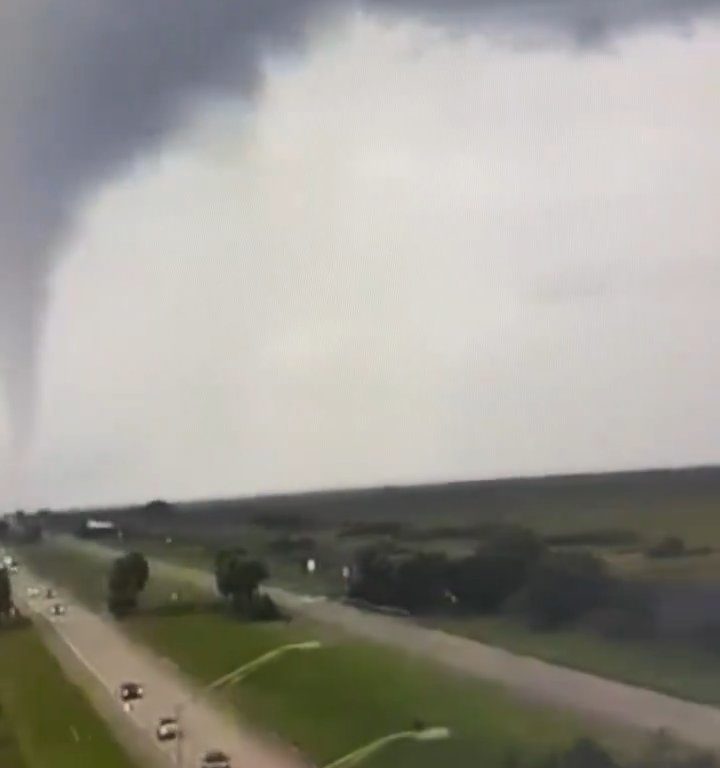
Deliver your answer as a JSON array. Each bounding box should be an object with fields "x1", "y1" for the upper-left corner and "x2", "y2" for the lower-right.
[{"x1": 348, "y1": 525, "x2": 618, "y2": 629}]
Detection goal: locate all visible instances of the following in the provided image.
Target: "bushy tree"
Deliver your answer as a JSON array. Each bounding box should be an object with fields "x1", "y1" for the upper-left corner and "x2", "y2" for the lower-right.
[
  {"x1": 449, "y1": 526, "x2": 546, "y2": 612},
  {"x1": 394, "y1": 552, "x2": 450, "y2": 612},
  {"x1": 347, "y1": 547, "x2": 397, "y2": 605},
  {"x1": 215, "y1": 550, "x2": 269, "y2": 613},
  {"x1": 0, "y1": 567, "x2": 12, "y2": 621},
  {"x1": 522, "y1": 551, "x2": 611, "y2": 629},
  {"x1": 107, "y1": 552, "x2": 150, "y2": 617}
]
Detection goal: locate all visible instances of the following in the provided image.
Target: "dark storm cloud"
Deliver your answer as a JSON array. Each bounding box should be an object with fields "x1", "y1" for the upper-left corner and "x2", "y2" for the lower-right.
[{"x1": 1, "y1": 0, "x2": 719, "y2": 452}]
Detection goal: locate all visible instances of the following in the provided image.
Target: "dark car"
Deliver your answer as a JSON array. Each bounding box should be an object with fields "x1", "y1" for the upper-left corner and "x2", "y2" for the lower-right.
[
  {"x1": 119, "y1": 682, "x2": 144, "y2": 702},
  {"x1": 156, "y1": 717, "x2": 180, "y2": 741},
  {"x1": 45, "y1": 588, "x2": 56, "y2": 599},
  {"x1": 201, "y1": 750, "x2": 231, "y2": 768},
  {"x1": 50, "y1": 603, "x2": 67, "y2": 616}
]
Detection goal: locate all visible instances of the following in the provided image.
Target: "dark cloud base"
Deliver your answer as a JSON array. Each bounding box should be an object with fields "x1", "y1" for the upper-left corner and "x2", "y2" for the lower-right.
[{"x1": 1, "y1": 0, "x2": 719, "y2": 450}]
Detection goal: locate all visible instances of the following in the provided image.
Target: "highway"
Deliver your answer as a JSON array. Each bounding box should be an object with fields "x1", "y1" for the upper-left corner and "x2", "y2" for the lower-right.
[
  {"x1": 63, "y1": 536, "x2": 720, "y2": 752},
  {"x1": 13, "y1": 565, "x2": 303, "y2": 768}
]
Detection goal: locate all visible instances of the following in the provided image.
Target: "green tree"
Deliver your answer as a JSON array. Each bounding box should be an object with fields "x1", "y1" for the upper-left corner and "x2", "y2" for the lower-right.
[
  {"x1": 215, "y1": 550, "x2": 269, "y2": 612},
  {"x1": 0, "y1": 567, "x2": 12, "y2": 621},
  {"x1": 107, "y1": 552, "x2": 150, "y2": 617},
  {"x1": 522, "y1": 551, "x2": 611, "y2": 629}
]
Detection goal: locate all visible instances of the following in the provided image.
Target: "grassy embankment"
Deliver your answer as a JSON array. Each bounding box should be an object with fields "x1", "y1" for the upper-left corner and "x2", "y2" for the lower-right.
[
  {"x1": 0, "y1": 621, "x2": 137, "y2": 768},
  {"x1": 18, "y1": 541, "x2": 616, "y2": 768}
]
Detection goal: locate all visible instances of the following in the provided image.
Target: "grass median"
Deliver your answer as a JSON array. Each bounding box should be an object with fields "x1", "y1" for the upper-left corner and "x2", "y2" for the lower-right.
[{"x1": 0, "y1": 622, "x2": 137, "y2": 768}]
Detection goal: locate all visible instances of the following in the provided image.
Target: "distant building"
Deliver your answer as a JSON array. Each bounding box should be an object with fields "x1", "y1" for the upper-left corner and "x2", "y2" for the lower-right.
[{"x1": 77, "y1": 519, "x2": 118, "y2": 539}]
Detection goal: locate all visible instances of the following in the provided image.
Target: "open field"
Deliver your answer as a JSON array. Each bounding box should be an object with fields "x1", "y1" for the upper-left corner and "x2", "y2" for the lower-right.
[
  {"x1": 0, "y1": 622, "x2": 137, "y2": 768},
  {"x1": 0, "y1": 681, "x2": 26, "y2": 768},
  {"x1": 52, "y1": 465, "x2": 720, "y2": 541},
  {"x1": 44, "y1": 466, "x2": 720, "y2": 590},
  {"x1": 15, "y1": 542, "x2": 631, "y2": 768}
]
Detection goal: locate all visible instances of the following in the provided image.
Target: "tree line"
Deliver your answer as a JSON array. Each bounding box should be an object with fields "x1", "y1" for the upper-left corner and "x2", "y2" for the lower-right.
[{"x1": 347, "y1": 525, "x2": 632, "y2": 630}]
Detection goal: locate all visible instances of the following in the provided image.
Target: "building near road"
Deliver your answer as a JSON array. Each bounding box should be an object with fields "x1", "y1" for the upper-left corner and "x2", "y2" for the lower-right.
[{"x1": 76, "y1": 518, "x2": 119, "y2": 539}]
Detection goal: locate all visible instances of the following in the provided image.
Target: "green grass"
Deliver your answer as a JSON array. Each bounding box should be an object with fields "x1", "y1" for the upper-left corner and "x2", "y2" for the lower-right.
[
  {"x1": 0, "y1": 693, "x2": 26, "y2": 768},
  {"x1": 17, "y1": 542, "x2": 599, "y2": 768},
  {"x1": 429, "y1": 616, "x2": 720, "y2": 707},
  {"x1": 24, "y1": 538, "x2": 720, "y2": 708},
  {"x1": 0, "y1": 624, "x2": 137, "y2": 768},
  {"x1": 17, "y1": 541, "x2": 209, "y2": 610},
  {"x1": 128, "y1": 612, "x2": 583, "y2": 768}
]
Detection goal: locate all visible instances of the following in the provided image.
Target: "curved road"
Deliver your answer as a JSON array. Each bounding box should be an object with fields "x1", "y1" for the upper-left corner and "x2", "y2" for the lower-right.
[{"x1": 61, "y1": 537, "x2": 720, "y2": 751}]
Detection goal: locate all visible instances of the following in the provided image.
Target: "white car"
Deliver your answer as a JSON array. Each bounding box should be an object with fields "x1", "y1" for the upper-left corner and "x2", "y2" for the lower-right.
[
  {"x1": 156, "y1": 717, "x2": 180, "y2": 741},
  {"x1": 26, "y1": 587, "x2": 41, "y2": 598}
]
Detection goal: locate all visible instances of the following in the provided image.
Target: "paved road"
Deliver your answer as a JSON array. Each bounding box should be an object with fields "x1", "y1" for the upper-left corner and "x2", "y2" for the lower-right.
[
  {"x1": 13, "y1": 565, "x2": 303, "y2": 768},
  {"x1": 61, "y1": 536, "x2": 720, "y2": 752}
]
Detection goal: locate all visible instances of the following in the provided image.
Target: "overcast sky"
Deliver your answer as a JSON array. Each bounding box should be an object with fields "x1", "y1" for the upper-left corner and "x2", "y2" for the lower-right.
[{"x1": 1, "y1": 6, "x2": 720, "y2": 509}]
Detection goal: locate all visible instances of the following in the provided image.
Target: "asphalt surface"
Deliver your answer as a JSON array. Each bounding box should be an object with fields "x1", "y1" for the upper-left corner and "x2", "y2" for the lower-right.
[
  {"x1": 13, "y1": 565, "x2": 304, "y2": 768},
  {"x1": 55, "y1": 538, "x2": 720, "y2": 750}
]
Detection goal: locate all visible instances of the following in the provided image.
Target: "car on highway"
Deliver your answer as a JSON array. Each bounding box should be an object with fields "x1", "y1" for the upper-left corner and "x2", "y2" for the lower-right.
[
  {"x1": 156, "y1": 717, "x2": 180, "y2": 741},
  {"x1": 119, "y1": 682, "x2": 144, "y2": 702},
  {"x1": 26, "y1": 587, "x2": 40, "y2": 598},
  {"x1": 49, "y1": 603, "x2": 67, "y2": 616},
  {"x1": 45, "y1": 588, "x2": 56, "y2": 600},
  {"x1": 201, "y1": 750, "x2": 231, "y2": 768}
]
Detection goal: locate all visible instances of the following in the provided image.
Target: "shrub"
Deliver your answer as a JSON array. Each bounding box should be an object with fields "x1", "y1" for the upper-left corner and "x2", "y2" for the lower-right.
[
  {"x1": 521, "y1": 551, "x2": 612, "y2": 629},
  {"x1": 583, "y1": 582, "x2": 656, "y2": 640},
  {"x1": 246, "y1": 593, "x2": 283, "y2": 621},
  {"x1": 551, "y1": 738, "x2": 618, "y2": 768}
]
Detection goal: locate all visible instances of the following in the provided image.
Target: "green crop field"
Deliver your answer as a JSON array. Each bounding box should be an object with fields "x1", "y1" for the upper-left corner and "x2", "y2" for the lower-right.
[
  {"x1": 0, "y1": 695, "x2": 26, "y2": 768},
  {"x1": 0, "y1": 623, "x2": 137, "y2": 768}
]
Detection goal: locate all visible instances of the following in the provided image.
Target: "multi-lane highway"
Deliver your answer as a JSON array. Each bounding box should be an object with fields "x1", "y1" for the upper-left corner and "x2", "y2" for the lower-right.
[{"x1": 13, "y1": 566, "x2": 303, "y2": 768}]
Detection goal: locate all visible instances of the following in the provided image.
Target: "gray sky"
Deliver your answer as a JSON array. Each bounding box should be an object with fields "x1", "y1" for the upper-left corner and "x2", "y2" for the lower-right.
[{"x1": 1, "y1": 3, "x2": 720, "y2": 508}]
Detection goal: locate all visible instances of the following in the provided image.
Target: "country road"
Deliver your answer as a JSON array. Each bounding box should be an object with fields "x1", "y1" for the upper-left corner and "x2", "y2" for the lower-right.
[
  {"x1": 13, "y1": 564, "x2": 304, "y2": 768},
  {"x1": 59, "y1": 535, "x2": 720, "y2": 752}
]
